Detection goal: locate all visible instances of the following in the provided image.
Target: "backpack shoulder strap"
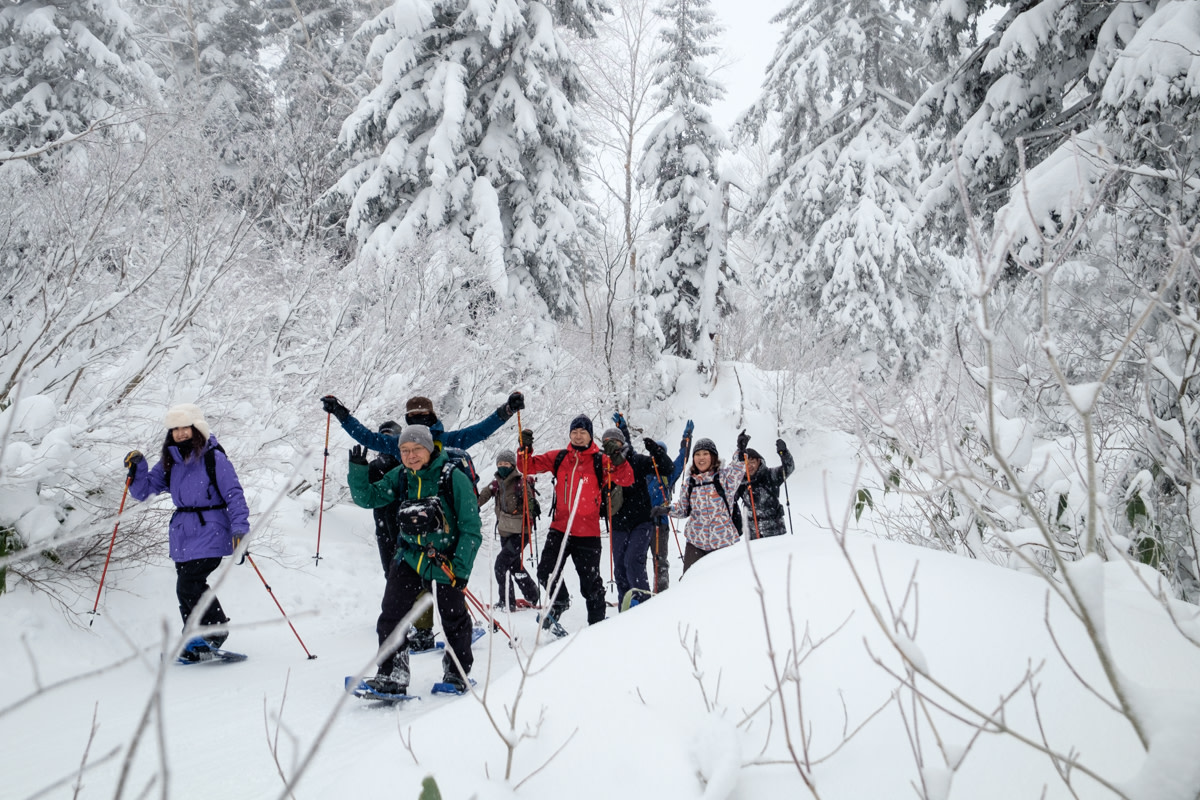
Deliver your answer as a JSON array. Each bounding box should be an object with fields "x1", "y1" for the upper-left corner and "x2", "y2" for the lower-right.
[
  {"x1": 592, "y1": 451, "x2": 606, "y2": 487},
  {"x1": 552, "y1": 449, "x2": 568, "y2": 479},
  {"x1": 205, "y1": 444, "x2": 227, "y2": 504}
]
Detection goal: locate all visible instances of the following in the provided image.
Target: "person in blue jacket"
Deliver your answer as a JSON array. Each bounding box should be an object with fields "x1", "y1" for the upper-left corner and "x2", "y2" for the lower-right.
[
  {"x1": 124, "y1": 404, "x2": 250, "y2": 661},
  {"x1": 614, "y1": 414, "x2": 692, "y2": 592},
  {"x1": 320, "y1": 392, "x2": 525, "y2": 458}
]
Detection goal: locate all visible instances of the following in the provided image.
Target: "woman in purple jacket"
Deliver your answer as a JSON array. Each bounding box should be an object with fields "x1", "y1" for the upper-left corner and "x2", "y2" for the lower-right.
[{"x1": 125, "y1": 404, "x2": 250, "y2": 660}]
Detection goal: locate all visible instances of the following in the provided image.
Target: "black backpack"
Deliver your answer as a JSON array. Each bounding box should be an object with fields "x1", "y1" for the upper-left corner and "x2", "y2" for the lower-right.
[
  {"x1": 549, "y1": 449, "x2": 622, "y2": 520},
  {"x1": 440, "y1": 445, "x2": 479, "y2": 493}
]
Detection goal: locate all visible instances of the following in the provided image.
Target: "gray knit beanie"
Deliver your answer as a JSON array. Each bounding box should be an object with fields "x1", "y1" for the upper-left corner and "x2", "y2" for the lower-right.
[
  {"x1": 398, "y1": 424, "x2": 434, "y2": 452},
  {"x1": 497, "y1": 449, "x2": 517, "y2": 465},
  {"x1": 600, "y1": 427, "x2": 625, "y2": 444}
]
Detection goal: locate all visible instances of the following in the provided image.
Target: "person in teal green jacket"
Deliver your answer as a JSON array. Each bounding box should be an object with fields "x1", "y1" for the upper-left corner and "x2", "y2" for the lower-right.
[{"x1": 348, "y1": 425, "x2": 482, "y2": 695}]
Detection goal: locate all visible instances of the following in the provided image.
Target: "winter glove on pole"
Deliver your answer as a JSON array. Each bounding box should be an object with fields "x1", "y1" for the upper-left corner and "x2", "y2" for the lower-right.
[
  {"x1": 320, "y1": 395, "x2": 350, "y2": 422},
  {"x1": 349, "y1": 445, "x2": 368, "y2": 466},
  {"x1": 736, "y1": 429, "x2": 750, "y2": 453},
  {"x1": 232, "y1": 534, "x2": 248, "y2": 565},
  {"x1": 681, "y1": 420, "x2": 694, "y2": 454},
  {"x1": 519, "y1": 429, "x2": 534, "y2": 454},
  {"x1": 124, "y1": 451, "x2": 144, "y2": 480},
  {"x1": 776, "y1": 438, "x2": 788, "y2": 455},
  {"x1": 650, "y1": 504, "x2": 670, "y2": 518},
  {"x1": 498, "y1": 390, "x2": 524, "y2": 421}
]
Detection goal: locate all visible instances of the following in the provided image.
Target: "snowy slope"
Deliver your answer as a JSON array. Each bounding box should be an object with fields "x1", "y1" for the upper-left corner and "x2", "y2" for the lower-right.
[{"x1": 4, "y1": 419, "x2": 1199, "y2": 800}]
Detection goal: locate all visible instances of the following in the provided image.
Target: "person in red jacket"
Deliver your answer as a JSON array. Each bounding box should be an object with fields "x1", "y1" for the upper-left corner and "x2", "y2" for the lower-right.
[{"x1": 518, "y1": 415, "x2": 635, "y2": 631}]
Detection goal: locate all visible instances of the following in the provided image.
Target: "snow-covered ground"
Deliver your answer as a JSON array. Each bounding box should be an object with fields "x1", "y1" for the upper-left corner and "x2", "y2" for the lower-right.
[{"x1": 5, "y1": 403, "x2": 1200, "y2": 799}]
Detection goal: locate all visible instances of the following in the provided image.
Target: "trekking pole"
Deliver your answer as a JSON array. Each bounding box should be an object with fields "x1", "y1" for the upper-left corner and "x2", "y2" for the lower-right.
[
  {"x1": 89, "y1": 477, "x2": 131, "y2": 625},
  {"x1": 517, "y1": 411, "x2": 532, "y2": 562},
  {"x1": 605, "y1": 471, "x2": 617, "y2": 599},
  {"x1": 245, "y1": 554, "x2": 318, "y2": 659},
  {"x1": 313, "y1": 413, "x2": 331, "y2": 565},
  {"x1": 650, "y1": 460, "x2": 684, "y2": 558},
  {"x1": 429, "y1": 551, "x2": 512, "y2": 641},
  {"x1": 741, "y1": 455, "x2": 763, "y2": 540},
  {"x1": 779, "y1": 443, "x2": 795, "y2": 535}
]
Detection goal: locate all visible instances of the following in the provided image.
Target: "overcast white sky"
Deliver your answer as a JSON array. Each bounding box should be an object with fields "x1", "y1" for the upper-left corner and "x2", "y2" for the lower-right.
[{"x1": 710, "y1": 0, "x2": 778, "y2": 129}]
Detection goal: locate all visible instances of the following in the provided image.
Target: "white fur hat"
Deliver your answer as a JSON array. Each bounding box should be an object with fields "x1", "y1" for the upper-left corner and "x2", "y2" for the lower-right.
[{"x1": 164, "y1": 403, "x2": 211, "y2": 440}]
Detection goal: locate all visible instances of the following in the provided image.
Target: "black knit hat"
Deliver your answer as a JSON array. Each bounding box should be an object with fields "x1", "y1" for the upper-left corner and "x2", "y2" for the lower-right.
[
  {"x1": 569, "y1": 415, "x2": 594, "y2": 438},
  {"x1": 693, "y1": 438, "x2": 718, "y2": 458},
  {"x1": 744, "y1": 448, "x2": 763, "y2": 462},
  {"x1": 378, "y1": 420, "x2": 402, "y2": 437}
]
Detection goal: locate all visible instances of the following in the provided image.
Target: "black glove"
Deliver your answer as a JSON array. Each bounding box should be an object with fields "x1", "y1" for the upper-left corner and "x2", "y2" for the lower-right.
[
  {"x1": 643, "y1": 437, "x2": 664, "y2": 457},
  {"x1": 321, "y1": 395, "x2": 350, "y2": 422},
  {"x1": 737, "y1": 429, "x2": 750, "y2": 452},
  {"x1": 450, "y1": 575, "x2": 469, "y2": 591},
  {"x1": 650, "y1": 504, "x2": 670, "y2": 517},
  {"x1": 507, "y1": 390, "x2": 524, "y2": 412},
  {"x1": 776, "y1": 438, "x2": 788, "y2": 454},
  {"x1": 232, "y1": 534, "x2": 248, "y2": 565},
  {"x1": 520, "y1": 429, "x2": 534, "y2": 453},
  {"x1": 349, "y1": 445, "x2": 368, "y2": 466},
  {"x1": 124, "y1": 450, "x2": 144, "y2": 479}
]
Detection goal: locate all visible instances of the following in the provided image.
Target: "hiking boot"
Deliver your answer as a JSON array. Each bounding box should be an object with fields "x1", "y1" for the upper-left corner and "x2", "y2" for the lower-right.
[
  {"x1": 366, "y1": 658, "x2": 410, "y2": 695},
  {"x1": 363, "y1": 675, "x2": 407, "y2": 695},
  {"x1": 493, "y1": 600, "x2": 516, "y2": 612},
  {"x1": 203, "y1": 630, "x2": 228, "y2": 650},
  {"x1": 441, "y1": 670, "x2": 468, "y2": 693},
  {"x1": 408, "y1": 627, "x2": 436, "y2": 652},
  {"x1": 181, "y1": 637, "x2": 214, "y2": 662}
]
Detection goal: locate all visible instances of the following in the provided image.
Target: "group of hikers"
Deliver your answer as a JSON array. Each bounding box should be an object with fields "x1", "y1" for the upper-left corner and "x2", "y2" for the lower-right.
[{"x1": 122, "y1": 392, "x2": 796, "y2": 696}]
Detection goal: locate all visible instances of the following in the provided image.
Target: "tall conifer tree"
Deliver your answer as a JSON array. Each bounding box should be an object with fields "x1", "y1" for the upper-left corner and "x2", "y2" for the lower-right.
[
  {"x1": 638, "y1": 0, "x2": 730, "y2": 371},
  {"x1": 327, "y1": 0, "x2": 604, "y2": 319}
]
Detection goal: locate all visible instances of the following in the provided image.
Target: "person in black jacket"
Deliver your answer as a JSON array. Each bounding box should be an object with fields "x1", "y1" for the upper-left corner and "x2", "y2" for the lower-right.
[
  {"x1": 368, "y1": 421, "x2": 403, "y2": 575},
  {"x1": 733, "y1": 432, "x2": 795, "y2": 539},
  {"x1": 602, "y1": 427, "x2": 674, "y2": 607}
]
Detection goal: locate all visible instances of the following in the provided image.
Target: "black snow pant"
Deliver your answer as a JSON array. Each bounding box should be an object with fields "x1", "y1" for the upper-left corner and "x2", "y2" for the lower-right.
[
  {"x1": 175, "y1": 557, "x2": 229, "y2": 632},
  {"x1": 681, "y1": 542, "x2": 716, "y2": 575},
  {"x1": 612, "y1": 522, "x2": 653, "y2": 601},
  {"x1": 377, "y1": 559, "x2": 473, "y2": 685},
  {"x1": 651, "y1": 520, "x2": 671, "y2": 592},
  {"x1": 494, "y1": 534, "x2": 539, "y2": 608},
  {"x1": 536, "y1": 529, "x2": 606, "y2": 625}
]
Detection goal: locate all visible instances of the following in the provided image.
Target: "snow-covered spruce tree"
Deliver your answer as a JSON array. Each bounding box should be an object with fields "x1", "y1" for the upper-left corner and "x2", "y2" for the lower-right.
[
  {"x1": 946, "y1": 0, "x2": 1200, "y2": 597},
  {"x1": 637, "y1": 0, "x2": 730, "y2": 373},
  {"x1": 326, "y1": 0, "x2": 605, "y2": 320},
  {"x1": 736, "y1": 0, "x2": 930, "y2": 375},
  {"x1": 260, "y1": 0, "x2": 369, "y2": 245},
  {"x1": 143, "y1": 0, "x2": 268, "y2": 172},
  {"x1": 909, "y1": 0, "x2": 1146, "y2": 247},
  {"x1": 0, "y1": 0, "x2": 159, "y2": 167}
]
